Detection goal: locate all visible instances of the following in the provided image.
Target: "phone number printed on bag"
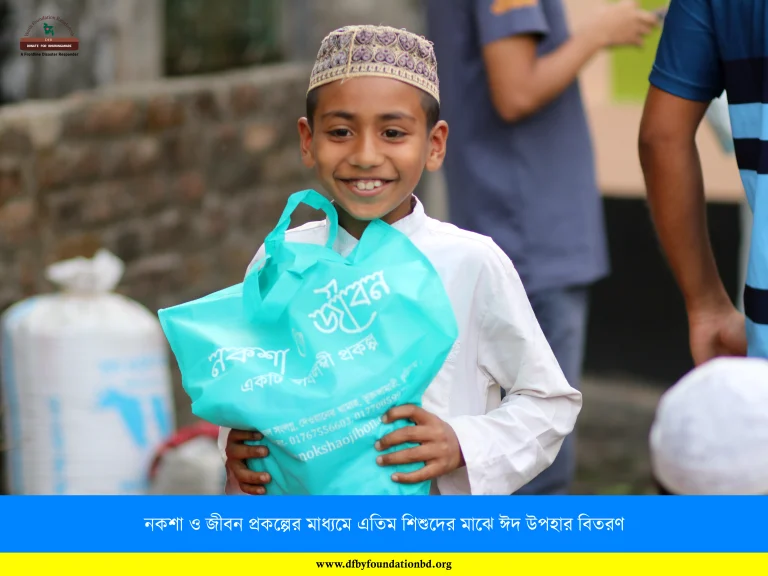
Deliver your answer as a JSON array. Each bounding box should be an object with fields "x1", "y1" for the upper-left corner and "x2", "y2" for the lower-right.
[
  {"x1": 308, "y1": 271, "x2": 390, "y2": 335},
  {"x1": 259, "y1": 375, "x2": 406, "y2": 453},
  {"x1": 286, "y1": 417, "x2": 354, "y2": 446},
  {"x1": 359, "y1": 392, "x2": 403, "y2": 419}
]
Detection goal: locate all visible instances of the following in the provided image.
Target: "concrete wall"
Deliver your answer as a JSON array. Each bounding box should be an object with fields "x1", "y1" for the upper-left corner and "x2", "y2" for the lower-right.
[{"x1": 0, "y1": 62, "x2": 324, "y2": 423}]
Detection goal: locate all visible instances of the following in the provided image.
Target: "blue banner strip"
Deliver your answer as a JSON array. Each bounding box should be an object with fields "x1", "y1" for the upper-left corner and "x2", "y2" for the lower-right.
[{"x1": 0, "y1": 496, "x2": 765, "y2": 553}]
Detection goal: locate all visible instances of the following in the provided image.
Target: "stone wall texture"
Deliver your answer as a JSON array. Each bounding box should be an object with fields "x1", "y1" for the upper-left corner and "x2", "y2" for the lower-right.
[{"x1": 0, "y1": 62, "x2": 321, "y2": 425}]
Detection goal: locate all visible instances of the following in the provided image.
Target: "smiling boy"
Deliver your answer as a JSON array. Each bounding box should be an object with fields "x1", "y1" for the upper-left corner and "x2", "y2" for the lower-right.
[{"x1": 220, "y1": 25, "x2": 581, "y2": 495}]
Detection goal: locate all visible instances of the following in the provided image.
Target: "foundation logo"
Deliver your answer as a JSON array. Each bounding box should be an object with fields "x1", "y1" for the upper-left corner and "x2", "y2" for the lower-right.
[{"x1": 19, "y1": 16, "x2": 79, "y2": 56}]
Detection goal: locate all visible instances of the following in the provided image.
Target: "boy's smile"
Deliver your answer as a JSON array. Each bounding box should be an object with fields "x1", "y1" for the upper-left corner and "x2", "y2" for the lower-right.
[
  {"x1": 338, "y1": 178, "x2": 393, "y2": 197},
  {"x1": 298, "y1": 76, "x2": 448, "y2": 237}
]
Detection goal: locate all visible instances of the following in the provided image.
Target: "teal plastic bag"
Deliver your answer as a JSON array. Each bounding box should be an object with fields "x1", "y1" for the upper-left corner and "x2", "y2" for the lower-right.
[{"x1": 158, "y1": 190, "x2": 458, "y2": 495}]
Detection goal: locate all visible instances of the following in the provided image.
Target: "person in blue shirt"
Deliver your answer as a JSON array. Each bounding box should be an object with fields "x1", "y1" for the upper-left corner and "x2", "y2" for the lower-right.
[
  {"x1": 638, "y1": 0, "x2": 767, "y2": 364},
  {"x1": 426, "y1": 0, "x2": 658, "y2": 495}
]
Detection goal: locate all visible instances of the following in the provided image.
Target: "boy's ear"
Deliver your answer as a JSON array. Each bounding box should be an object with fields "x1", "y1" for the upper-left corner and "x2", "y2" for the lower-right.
[
  {"x1": 425, "y1": 120, "x2": 449, "y2": 172},
  {"x1": 298, "y1": 117, "x2": 316, "y2": 168}
]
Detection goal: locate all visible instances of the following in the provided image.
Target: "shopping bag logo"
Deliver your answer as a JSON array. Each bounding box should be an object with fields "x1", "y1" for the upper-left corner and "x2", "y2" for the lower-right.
[
  {"x1": 208, "y1": 347, "x2": 290, "y2": 379},
  {"x1": 308, "y1": 271, "x2": 390, "y2": 334}
]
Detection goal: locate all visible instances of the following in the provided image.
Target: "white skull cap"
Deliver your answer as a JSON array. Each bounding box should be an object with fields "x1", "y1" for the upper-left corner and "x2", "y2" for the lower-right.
[{"x1": 650, "y1": 357, "x2": 768, "y2": 495}]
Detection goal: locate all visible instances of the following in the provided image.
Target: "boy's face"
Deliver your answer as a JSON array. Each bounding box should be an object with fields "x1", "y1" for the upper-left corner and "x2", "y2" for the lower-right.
[{"x1": 298, "y1": 77, "x2": 448, "y2": 223}]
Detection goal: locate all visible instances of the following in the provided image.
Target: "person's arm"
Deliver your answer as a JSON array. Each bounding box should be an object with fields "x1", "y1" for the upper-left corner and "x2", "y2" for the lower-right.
[
  {"x1": 639, "y1": 0, "x2": 745, "y2": 364},
  {"x1": 445, "y1": 247, "x2": 582, "y2": 495},
  {"x1": 478, "y1": 0, "x2": 658, "y2": 122},
  {"x1": 639, "y1": 88, "x2": 727, "y2": 313}
]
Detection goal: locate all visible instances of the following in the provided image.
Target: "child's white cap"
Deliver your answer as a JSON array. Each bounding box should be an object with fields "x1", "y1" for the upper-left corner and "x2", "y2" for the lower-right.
[{"x1": 650, "y1": 357, "x2": 768, "y2": 495}]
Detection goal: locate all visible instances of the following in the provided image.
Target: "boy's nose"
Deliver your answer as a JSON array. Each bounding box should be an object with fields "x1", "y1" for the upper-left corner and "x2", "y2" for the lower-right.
[{"x1": 348, "y1": 133, "x2": 384, "y2": 168}]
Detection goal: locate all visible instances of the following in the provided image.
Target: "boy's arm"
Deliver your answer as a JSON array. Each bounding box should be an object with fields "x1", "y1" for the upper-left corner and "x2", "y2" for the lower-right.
[
  {"x1": 477, "y1": 0, "x2": 657, "y2": 122},
  {"x1": 444, "y1": 248, "x2": 582, "y2": 495},
  {"x1": 638, "y1": 0, "x2": 745, "y2": 364}
]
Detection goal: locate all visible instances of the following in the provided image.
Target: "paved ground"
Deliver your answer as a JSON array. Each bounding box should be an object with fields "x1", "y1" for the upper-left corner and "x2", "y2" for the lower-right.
[{"x1": 572, "y1": 374, "x2": 667, "y2": 495}]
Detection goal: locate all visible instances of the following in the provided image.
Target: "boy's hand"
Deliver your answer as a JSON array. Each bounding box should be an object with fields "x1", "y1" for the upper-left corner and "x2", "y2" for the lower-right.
[
  {"x1": 375, "y1": 405, "x2": 465, "y2": 483},
  {"x1": 225, "y1": 429, "x2": 271, "y2": 495}
]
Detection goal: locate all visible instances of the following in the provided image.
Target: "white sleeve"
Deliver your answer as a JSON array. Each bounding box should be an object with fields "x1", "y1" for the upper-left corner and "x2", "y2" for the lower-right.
[
  {"x1": 246, "y1": 244, "x2": 267, "y2": 274},
  {"x1": 444, "y1": 248, "x2": 583, "y2": 495}
]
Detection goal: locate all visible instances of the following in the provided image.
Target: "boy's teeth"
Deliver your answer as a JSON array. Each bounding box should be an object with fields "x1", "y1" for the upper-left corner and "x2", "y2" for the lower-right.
[{"x1": 353, "y1": 180, "x2": 384, "y2": 191}]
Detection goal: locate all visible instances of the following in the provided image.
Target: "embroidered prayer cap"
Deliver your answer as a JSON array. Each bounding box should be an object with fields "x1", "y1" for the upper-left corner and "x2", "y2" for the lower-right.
[
  {"x1": 308, "y1": 25, "x2": 440, "y2": 104},
  {"x1": 649, "y1": 357, "x2": 768, "y2": 495}
]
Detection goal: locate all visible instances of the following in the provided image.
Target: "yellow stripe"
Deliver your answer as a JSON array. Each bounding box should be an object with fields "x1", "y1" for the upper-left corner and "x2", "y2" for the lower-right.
[{"x1": 2, "y1": 553, "x2": 767, "y2": 574}]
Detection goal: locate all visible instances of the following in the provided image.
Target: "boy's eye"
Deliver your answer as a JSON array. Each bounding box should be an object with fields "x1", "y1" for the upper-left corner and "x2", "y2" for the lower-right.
[
  {"x1": 328, "y1": 128, "x2": 351, "y2": 138},
  {"x1": 384, "y1": 129, "x2": 405, "y2": 139}
]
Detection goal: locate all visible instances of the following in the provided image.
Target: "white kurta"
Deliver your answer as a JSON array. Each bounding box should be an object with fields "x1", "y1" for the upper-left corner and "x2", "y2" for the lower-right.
[{"x1": 218, "y1": 198, "x2": 582, "y2": 495}]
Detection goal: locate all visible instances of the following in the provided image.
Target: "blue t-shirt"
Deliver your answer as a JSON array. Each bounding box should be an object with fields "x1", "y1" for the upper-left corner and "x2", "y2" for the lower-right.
[
  {"x1": 426, "y1": 0, "x2": 609, "y2": 295},
  {"x1": 649, "y1": 0, "x2": 768, "y2": 358}
]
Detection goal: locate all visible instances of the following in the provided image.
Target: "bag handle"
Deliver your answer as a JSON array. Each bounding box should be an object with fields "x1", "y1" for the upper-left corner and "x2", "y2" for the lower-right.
[
  {"x1": 243, "y1": 190, "x2": 339, "y2": 323},
  {"x1": 264, "y1": 189, "x2": 338, "y2": 255}
]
